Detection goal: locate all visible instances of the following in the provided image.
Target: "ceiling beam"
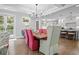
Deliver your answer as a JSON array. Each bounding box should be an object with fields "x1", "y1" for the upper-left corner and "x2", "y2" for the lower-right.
[{"x1": 42, "y1": 4, "x2": 75, "y2": 17}]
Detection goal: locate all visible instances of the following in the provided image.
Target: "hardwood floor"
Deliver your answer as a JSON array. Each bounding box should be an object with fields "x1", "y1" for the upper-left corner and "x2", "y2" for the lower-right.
[
  {"x1": 59, "y1": 38, "x2": 79, "y2": 55},
  {"x1": 8, "y1": 38, "x2": 79, "y2": 55},
  {"x1": 8, "y1": 39, "x2": 43, "y2": 55}
]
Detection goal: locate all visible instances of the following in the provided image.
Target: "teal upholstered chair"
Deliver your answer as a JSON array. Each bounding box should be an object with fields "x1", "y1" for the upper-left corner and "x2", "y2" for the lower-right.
[
  {"x1": 0, "y1": 32, "x2": 9, "y2": 55},
  {"x1": 39, "y1": 26, "x2": 61, "y2": 55}
]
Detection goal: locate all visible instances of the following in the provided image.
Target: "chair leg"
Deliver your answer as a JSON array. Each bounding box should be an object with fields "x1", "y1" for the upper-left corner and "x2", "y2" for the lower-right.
[{"x1": 74, "y1": 34, "x2": 76, "y2": 40}]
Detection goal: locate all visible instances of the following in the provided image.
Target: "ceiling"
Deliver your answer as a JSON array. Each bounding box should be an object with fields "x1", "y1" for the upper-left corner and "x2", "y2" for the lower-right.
[{"x1": 0, "y1": 4, "x2": 73, "y2": 17}]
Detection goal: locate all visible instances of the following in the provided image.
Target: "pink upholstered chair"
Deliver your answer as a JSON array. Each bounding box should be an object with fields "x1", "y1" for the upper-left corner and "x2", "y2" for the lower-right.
[
  {"x1": 23, "y1": 29, "x2": 29, "y2": 46},
  {"x1": 27, "y1": 29, "x2": 39, "y2": 51}
]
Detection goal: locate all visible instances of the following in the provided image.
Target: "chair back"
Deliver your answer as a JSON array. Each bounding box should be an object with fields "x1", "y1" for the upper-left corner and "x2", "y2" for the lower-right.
[
  {"x1": 27, "y1": 29, "x2": 39, "y2": 51},
  {"x1": 0, "y1": 32, "x2": 9, "y2": 55},
  {"x1": 27, "y1": 29, "x2": 34, "y2": 46},
  {"x1": 39, "y1": 26, "x2": 61, "y2": 54},
  {"x1": 47, "y1": 26, "x2": 54, "y2": 46},
  {"x1": 49, "y1": 26, "x2": 61, "y2": 54},
  {"x1": 23, "y1": 29, "x2": 29, "y2": 45},
  {"x1": 51, "y1": 26, "x2": 61, "y2": 44}
]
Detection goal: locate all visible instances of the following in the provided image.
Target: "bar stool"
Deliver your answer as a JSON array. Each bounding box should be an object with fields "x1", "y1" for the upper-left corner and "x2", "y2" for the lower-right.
[
  {"x1": 60, "y1": 31, "x2": 67, "y2": 39},
  {"x1": 67, "y1": 31, "x2": 76, "y2": 40}
]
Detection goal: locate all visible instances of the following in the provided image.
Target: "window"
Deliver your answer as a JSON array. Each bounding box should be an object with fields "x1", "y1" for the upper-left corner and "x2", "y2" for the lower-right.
[
  {"x1": 0, "y1": 16, "x2": 14, "y2": 34},
  {"x1": 41, "y1": 19, "x2": 58, "y2": 28},
  {"x1": 7, "y1": 16, "x2": 14, "y2": 34},
  {"x1": 7, "y1": 16, "x2": 14, "y2": 23},
  {"x1": 7, "y1": 25, "x2": 13, "y2": 32},
  {"x1": 0, "y1": 25, "x2": 4, "y2": 32},
  {"x1": 22, "y1": 16, "x2": 30, "y2": 26},
  {"x1": 0, "y1": 16, "x2": 4, "y2": 24},
  {"x1": 0, "y1": 16, "x2": 4, "y2": 32}
]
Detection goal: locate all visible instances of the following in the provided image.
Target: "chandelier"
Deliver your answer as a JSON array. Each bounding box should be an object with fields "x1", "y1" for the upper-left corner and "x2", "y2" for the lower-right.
[
  {"x1": 35, "y1": 4, "x2": 38, "y2": 18},
  {"x1": 30, "y1": 4, "x2": 43, "y2": 18}
]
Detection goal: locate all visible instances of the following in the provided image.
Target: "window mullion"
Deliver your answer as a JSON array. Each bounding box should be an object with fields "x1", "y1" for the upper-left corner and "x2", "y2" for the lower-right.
[{"x1": 3, "y1": 16, "x2": 7, "y2": 32}]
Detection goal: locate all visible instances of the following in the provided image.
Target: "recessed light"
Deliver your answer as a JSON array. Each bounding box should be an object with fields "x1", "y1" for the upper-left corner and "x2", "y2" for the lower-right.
[
  {"x1": 4, "y1": 8, "x2": 8, "y2": 9},
  {"x1": 76, "y1": 17, "x2": 79, "y2": 19},
  {"x1": 75, "y1": 5, "x2": 79, "y2": 7},
  {"x1": 4, "y1": 8, "x2": 16, "y2": 11}
]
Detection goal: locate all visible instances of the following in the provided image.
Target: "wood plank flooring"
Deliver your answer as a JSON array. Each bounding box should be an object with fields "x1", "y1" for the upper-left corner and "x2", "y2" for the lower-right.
[
  {"x1": 8, "y1": 38, "x2": 79, "y2": 55},
  {"x1": 59, "y1": 38, "x2": 79, "y2": 55}
]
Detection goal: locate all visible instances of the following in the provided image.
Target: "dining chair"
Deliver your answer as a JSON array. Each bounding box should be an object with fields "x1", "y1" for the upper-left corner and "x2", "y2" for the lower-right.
[
  {"x1": 23, "y1": 29, "x2": 29, "y2": 46},
  {"x1": 0, "y1": 32, "x2": 9, "y2": 55},
  {"x1": 67, "y1": 31, "x2": 76, "y2": 40},
  {"x1": 0, "y1": 44, "x2": 8, "y2": 55},
  {"x1": 60, "y1": 31, "x2": 67, "y2": 38},
  {"x1": 27, "y1": 29, "x2": 39, "y2": 51},
  {"x1": 39, "y1": 26, "x2": 61, "y2": 55}
]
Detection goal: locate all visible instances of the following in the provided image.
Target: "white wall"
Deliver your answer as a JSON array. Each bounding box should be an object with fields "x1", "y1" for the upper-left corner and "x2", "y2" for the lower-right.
[
  {"x1": 14, "y1": 15, "x2": 23, "y2": 38},
  {"x1": 40, "y1": 5, "x2": 79, "y2": 28},
  {"x1": 14, "y1": 15, "x2": 37, "y2": 39},
  {"x1": 0, "y1": 10, "x2": 34, "y2": 39}
]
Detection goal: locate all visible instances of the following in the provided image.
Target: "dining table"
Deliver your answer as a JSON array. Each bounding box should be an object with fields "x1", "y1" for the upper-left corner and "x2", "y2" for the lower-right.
[
  {"x1": 33, "y1": 32, "x2": 47, "y2": 40},
  {"x1": 33, "y1": 32, "x2": 47, "y2": 51}
]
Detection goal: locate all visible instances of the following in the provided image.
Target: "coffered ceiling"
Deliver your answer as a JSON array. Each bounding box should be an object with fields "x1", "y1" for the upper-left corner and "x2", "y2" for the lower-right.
[{"x1": 0, "y1": 4, "x2": 74, "y2": 17}]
